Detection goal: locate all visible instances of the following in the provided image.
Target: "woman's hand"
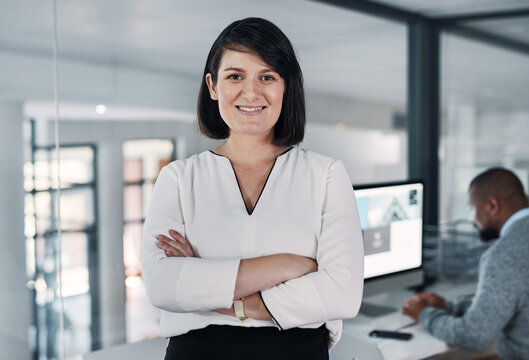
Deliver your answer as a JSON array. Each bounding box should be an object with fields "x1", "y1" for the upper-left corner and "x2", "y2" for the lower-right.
[{"x1": 156, "y1": 229, "x2": 196, "y2": 257}]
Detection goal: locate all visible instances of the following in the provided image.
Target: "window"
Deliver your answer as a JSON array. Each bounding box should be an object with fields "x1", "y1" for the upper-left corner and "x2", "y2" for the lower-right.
[
  {"x1": 122, "y1": 139, "x2": 175, "y2": 342},
  {"x1": 25, "y1": 142, "x2": 99, "y2": 358}
]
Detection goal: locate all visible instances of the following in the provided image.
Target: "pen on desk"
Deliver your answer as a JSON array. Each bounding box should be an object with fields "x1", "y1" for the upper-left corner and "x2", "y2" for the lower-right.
[{"x1": 397, "y1": 322, "x2": 416, "y2": 330}]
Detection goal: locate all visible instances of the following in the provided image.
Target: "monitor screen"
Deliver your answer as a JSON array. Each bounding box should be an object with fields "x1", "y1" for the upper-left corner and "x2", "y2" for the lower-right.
[{"x1": 354, "y1": 181, "x2": 423, "y2": 280}]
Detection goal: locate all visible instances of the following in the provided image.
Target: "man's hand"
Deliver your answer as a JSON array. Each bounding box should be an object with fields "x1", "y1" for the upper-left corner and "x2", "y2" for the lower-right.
[
  {"x1": 402, "y1": 296, "x2": 428, "y2": 323},
  {"x1": 416, "y1": 292, "x2": 445, "y2": 308},
  {"x1": 402, "y1": 292, "x2": 446, "y2": 322},
  {"x1": 402, "y1": 293, "x2": 445, "y2": 322}
]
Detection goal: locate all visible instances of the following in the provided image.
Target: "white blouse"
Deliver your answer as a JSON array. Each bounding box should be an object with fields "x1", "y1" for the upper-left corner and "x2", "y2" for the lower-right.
[{"x1": 141, "y1": 147, "x2": 364, "y2": 347}]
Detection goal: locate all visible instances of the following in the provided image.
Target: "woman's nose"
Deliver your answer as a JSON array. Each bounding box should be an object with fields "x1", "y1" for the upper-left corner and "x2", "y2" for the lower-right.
[{"x1": 242, "y1": 79, "x2": 259, "y2": 101}]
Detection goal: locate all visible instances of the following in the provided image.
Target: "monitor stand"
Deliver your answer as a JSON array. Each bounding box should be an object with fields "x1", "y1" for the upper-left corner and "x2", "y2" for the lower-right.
[{"x1": 359, "y1": 302, "x2": 397, "y2": 317}]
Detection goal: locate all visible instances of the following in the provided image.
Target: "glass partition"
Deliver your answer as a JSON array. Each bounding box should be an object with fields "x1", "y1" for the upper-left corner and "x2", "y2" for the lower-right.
[
  {"x1": 3, "y1": 1, "x2": 526, "y2": 357},
  {"x1": 50, "y1": 2, "x2": 408, "y2": 357},
  {"x1": 439, "y1": 33, "x2": 529, "y2": 223},
  {"x1": 0, "y1": 2, "x2": 56, "y2": 359},
  {"x1": 4, "y1": 1, "x2": 410, "y2": 358}
]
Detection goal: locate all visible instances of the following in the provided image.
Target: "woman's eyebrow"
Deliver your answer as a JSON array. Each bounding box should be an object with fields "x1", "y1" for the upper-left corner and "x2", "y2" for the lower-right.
[
  {"x1": 223, "y1": 67, "x2": 244, "y2": 72},
  {"x1": 222, "y1": 67, "x2": 276, "y2": 73}
]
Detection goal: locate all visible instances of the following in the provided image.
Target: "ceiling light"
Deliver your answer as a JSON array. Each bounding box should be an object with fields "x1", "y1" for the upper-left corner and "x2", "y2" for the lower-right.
[{"x1": 95, "y1": 104, "x2": 107, "y2": 114}]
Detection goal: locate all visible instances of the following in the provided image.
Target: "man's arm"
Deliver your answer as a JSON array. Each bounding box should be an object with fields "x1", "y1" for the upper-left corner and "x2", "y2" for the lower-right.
[
  {"x1": 444, "y1": 297, "x2": 473, "y2": 316},
  {"x1": 416, "y1": 251, "x2": 519, "y2": 352},
  {"x1": 402, "y1": 292, "x2": 473, "y2": 320}
]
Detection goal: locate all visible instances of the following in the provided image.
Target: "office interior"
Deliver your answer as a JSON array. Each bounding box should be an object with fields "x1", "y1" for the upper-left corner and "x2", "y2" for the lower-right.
[{"x1": 1, "y1": 0, "x2": 528, "y2": 359}]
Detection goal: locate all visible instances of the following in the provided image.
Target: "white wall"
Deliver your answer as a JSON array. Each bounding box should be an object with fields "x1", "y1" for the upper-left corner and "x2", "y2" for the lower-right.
[
  {"x1": 0, "y1": 50, "x2": 198, "y2": 111},
  {"x1": 0, "y1": 102, "x2": 31, "y2": 360},
  {"x1": 303, "y1": 123, "x2": 407, "y2": 184}
]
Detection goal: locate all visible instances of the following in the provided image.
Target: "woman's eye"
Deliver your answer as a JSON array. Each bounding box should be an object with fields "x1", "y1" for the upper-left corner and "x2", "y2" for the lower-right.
[
  {"x1": 261, "y1": 75, "x2": 275, "y2": 81},
  {"x1": 228, "y1": 74, "x2": 242, "y2": 80}
]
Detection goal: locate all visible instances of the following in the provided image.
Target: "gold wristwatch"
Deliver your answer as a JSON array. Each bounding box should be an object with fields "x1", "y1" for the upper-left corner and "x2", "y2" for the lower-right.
[{"x1": 234, "y1": 298, "x2": 248, "y2": 321}]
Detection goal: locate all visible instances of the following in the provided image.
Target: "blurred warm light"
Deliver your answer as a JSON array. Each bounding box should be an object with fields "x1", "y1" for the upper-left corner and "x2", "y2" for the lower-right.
[
  {"x1": 61, "y1": 268, "x2": 89, "y2": 297},
  {"x1": 125, "y1": 275, "x2": 143, "y2": 288}
]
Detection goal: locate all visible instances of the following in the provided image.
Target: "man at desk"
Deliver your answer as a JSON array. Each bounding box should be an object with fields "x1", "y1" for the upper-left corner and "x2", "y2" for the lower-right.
[{"x1": 402, "y1": 168, "x2": 529, "y2": 360}]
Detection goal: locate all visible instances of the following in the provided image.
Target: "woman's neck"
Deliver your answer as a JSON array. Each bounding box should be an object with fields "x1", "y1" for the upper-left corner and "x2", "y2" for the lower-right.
[{"x1": 213, "y1": 135, "x2": 289, "y2": 168}]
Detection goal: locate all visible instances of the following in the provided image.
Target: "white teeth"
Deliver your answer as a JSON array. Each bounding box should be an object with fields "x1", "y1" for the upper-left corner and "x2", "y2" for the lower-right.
[{"x1": 238, "y1": 106, "x2": 264, "y2": 111}]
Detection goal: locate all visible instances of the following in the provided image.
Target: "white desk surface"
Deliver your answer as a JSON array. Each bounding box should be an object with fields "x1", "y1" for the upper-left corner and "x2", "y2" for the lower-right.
[
  {"x1": 330, "y1": 279, "x2": 478, "y2": 360},
  {"x1": 84, "y1": 279, "x2": 478, "y2": 360}
]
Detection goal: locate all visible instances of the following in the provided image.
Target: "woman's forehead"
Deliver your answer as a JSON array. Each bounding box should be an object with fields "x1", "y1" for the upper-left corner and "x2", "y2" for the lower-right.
[{"x1": 219, "y1": 49, "x2": 274, "y2": 71}]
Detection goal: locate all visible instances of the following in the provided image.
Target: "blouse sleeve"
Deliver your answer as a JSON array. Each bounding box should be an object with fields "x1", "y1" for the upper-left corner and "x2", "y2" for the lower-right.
[
  {"x1": 141, "y1": 165, "x2": 240, "y2": 313},
  {"x1": 260, "y1": 160, "x2": 364, "y2": 329}
]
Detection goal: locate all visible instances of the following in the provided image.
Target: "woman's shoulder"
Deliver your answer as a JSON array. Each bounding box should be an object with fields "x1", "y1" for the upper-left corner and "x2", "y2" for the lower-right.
[
  {"x1": 290, "y1": 147, "x2": 339, "y2": 170},
  {"x1": 160, "y1": 150, "x2": 214, "y2": 176}
]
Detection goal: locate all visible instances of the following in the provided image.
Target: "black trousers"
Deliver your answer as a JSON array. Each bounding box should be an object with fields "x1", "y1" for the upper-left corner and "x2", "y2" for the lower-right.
[{"x1": 165, "y1": 325, "x2": 329, "y2": 360}]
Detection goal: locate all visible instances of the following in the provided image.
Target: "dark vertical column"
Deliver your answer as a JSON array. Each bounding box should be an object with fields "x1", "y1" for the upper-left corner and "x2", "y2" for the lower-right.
[
  {"x1": 408, "y1": 20, "x2": 440, "y2": 226},
  {"x1": 89, "y1": 145, "x2": 101, "y2": 350}
]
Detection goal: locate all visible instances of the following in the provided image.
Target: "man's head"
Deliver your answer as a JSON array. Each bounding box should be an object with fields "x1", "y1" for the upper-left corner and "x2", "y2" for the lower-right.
[{"x1": 469, "y1": 167, "x2": 529, "y2": 241}]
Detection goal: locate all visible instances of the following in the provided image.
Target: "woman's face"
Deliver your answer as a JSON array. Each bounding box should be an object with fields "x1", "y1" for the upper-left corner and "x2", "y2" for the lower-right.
[{"x1": 206, "y1": 49, "x2": 285, "y2": 141}]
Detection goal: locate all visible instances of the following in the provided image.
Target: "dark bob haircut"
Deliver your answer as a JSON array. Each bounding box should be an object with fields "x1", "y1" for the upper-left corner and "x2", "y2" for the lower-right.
[{"x1": 197, "y1": 17, "x2": 305, "y2": 146}]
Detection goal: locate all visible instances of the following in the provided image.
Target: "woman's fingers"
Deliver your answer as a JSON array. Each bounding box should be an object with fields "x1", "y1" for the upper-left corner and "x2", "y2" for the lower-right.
[
  {"x1": 156, "y1": 230, "x2": 196, "y2": 257},
  {"x1": 156, "y1": 239, "x2": 183, "y2": 257},
  {"x1": 168, "y1": 229, "x2": 195, "y2": 257},
  {"x1": 157, "y1": 235, "x2": 187, "y2": 256}
]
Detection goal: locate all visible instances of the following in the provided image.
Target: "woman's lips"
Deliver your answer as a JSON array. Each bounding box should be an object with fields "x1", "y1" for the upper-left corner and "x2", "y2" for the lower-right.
[{"x1": 236, "y1": 106, "x2": 266, "y2": 114}]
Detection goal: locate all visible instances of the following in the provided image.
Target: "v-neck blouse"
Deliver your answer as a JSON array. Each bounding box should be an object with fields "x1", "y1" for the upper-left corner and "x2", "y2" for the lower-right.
[
  {"x1": 207, "y1": 147, "x2": 293, "y2": 215},
  {"x1": 142, "y1": 147, "x2": 364, "y2": 347}
]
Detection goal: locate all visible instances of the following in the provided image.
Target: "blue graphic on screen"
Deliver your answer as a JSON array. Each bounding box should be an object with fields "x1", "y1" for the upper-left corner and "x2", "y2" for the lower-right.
[{"x1": 355, "y1": 186, "x2": 422, "y2": 257}]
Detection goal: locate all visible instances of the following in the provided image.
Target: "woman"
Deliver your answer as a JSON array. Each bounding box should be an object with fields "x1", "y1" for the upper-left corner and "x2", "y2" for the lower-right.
[{"x1": 142, "y1": 17, "x2": 364, "y2": 359}]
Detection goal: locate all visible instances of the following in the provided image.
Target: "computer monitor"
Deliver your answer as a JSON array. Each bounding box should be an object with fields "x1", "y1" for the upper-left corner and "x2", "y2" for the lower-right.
[{"x1": 354, "y1": 181, "x2": 424, "y2": 315}]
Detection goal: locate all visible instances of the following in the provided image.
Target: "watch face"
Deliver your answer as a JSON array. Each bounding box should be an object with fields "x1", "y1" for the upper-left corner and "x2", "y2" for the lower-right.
[{"x1": 234, "y1": 299, "x2": 247, "y2": 321}]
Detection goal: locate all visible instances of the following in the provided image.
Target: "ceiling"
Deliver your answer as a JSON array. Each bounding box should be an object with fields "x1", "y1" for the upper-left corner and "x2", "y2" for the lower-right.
[
  {"x1": 374, "y1": 0, "x2": 529, "y2": 17},
  {"x1": 1, "y1": 0, "x2": 528, "y2": 111},
  {"x1": 464, "y1": 16, "x2": 529, "y2": 46}
]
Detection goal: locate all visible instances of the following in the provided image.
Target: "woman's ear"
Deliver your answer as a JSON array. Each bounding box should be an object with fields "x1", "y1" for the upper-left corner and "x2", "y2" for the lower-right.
[{"x1": 205, "y1": 73, "x2": 218, "y2": 100}]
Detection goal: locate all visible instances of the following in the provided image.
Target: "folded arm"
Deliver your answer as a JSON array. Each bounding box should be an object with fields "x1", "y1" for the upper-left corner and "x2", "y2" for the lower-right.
[
  {"x1": 259, "y1": 160, "x2": 364, "y2": 329},
  {"x1": 142, "y1": 166, "x2": 317, "y2": 314},
  {"x1": 157, "y1": 229, "x2": 316, "y2": 319}
]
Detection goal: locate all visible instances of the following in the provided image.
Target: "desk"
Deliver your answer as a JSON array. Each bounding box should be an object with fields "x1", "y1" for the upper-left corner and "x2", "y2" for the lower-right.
[
  {"x1": 330, "y1": 279, "x2": 478, "y2": 360},
  {"x1": 84, "y1": 280, "x2": 478, "y2": 360}
]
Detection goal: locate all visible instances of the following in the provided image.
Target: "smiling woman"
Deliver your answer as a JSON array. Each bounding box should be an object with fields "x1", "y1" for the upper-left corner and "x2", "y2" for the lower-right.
[
  {"x1": 196, "y1": 17, "x2": 306, "y2": 147},
  {"x1": 205, "y1": 50, "x2": 285, "y2": 141},
  {"x1": 141, "y1": 17, "x2": 364, "y2": 360}
]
